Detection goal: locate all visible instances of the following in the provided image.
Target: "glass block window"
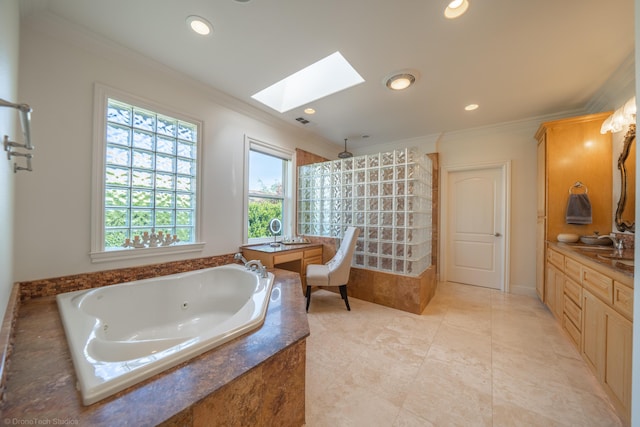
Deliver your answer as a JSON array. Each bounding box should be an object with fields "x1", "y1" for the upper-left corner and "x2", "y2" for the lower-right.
[{"x1": 102, "y1": 98, "x2": 199, "y2": 250}]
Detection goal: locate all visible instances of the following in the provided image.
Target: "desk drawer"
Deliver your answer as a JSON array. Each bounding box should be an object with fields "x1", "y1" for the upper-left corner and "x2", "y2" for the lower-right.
[
  {"x1": 564, "y1": 276, "x2": 582, "y2": 307},
  {"x1": 564, "y1": 295, "x2": 582, "y2": 330},
  {"x1": 564, "y1": 257, "x2": 582, "y2": 284},
  {"x1": 613, "y1": 281, "x2": 634, "y2": 320},
  {"x1": 563, "y1": 314, "x2": 581, "y2": 350},
  {"x1": 304, "y1": 247, "x2": 323, "y2": 259},
  {"x1": 547, "y1": 248, "x2": 564, "y2": 270},
  {"x1": 582, "y1": 266, "x2": 613, "y2": 304},
  {"x1": 273, "y1": 251, "x2": 302, "y2": 265}
]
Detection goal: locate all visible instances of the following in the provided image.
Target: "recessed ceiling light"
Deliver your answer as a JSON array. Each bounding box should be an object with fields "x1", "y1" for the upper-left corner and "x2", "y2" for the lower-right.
[
  {"x1": 465, "y1": 103, "x2": 479, "y2": 111},
  {"x1": 186, "y1": 15, "x2": 212, "y2": 36},
  {"x1": 304, "y1": 108, "x2": 316, "y2": 115},
  {"x1": 385, "y1": 73, "x2": 417, "y2": 91},
  {"x1": 444, "y1": 0, "x2": 469, "y2": 19},
  {"x1": 252, "y1": 51, "x2": 364, "y2": 113}
]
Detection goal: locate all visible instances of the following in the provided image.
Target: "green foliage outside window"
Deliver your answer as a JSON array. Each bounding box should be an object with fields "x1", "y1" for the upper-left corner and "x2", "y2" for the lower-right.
[{"x1": 248, "y1": 198, "x2": 282, "y2": 239}]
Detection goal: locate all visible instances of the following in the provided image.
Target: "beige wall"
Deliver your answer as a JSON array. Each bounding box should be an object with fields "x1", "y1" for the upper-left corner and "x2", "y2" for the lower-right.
[
  {"x1": 0, "y1": 0, "x2": 19, "y2": 320},
  {"x1": 436, "y1": 120, "x2": 542, "y2": 296},
  {"x1": 12, "y1": 8, "x2": 637, "y2": 300},
  {"x1": 14, "y1": 13, "x2": 341, "y2": 282}
]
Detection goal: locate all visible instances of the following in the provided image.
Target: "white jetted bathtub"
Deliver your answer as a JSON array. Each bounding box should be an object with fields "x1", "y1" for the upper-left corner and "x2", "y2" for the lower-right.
[{"x1": 56, "y1": 263, "x2": 274, "y2": 405}]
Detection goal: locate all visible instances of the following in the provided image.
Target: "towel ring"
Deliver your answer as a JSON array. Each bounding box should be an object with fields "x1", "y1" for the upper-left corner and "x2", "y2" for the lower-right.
[{"x1": 569, "y1": 181, "x2": 588, "y2": 194}]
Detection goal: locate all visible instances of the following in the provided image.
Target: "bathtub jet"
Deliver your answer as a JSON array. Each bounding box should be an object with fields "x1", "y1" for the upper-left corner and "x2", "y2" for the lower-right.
[{"x1": 56, "y1": 264, "x2": 275, "y2": 405}]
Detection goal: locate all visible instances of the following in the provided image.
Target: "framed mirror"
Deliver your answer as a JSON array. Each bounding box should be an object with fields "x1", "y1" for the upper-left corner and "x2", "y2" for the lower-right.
[{"x1": 615, "y1": 124, "x2": 635, "y2": 232}]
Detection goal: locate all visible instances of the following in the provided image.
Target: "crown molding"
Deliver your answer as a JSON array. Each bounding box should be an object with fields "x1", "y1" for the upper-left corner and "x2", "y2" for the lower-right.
[{"x1": 584, "y1": 51, "x2": 635, "y2": 113}]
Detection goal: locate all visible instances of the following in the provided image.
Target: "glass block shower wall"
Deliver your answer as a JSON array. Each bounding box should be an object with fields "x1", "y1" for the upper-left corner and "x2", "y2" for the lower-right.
[{"x1": 298, "y1": 147, "x2": 432, "y2": 276}]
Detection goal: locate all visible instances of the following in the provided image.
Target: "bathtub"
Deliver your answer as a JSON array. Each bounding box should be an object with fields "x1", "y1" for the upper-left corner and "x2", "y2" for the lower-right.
[{"x1": 56, "y1": 263, "x2": 274, "y2": 405}]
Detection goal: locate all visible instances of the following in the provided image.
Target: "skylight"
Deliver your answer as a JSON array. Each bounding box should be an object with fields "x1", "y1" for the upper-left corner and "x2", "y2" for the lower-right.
[{"x1": 251, "y1": 51, "x2": 365, "y2": 113}]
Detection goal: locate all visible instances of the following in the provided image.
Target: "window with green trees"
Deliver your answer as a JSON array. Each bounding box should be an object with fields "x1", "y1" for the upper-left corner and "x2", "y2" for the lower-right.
[{"x1": 247, "y1": 149, "x2": 289, "y2": 240}]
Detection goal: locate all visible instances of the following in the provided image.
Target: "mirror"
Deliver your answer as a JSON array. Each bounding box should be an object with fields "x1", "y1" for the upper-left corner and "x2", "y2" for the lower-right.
[
  {"x1": 269, "y1": 218, "x2": 282, "y2": 235},
  {"x1": 268, "y1": 218, "x2": 282, "y2": 247},
  {"x1": 615, "y1": 124, "x2": 636, "y2": 232}
]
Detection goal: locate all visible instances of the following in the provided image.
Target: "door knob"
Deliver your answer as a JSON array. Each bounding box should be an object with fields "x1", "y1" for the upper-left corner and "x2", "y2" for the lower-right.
[{"x1": 494, "y1": 232, "x2": 501, "y2": 237}]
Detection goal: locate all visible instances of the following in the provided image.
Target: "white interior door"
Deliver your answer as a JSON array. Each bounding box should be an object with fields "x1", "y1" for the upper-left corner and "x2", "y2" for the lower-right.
[{"x1": 446, "y1": 166, "x2": 506, "y2": 290}]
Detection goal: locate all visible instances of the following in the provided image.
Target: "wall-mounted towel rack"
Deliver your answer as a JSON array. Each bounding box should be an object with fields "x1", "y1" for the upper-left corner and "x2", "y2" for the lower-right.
[
  {"x1": 569, "y1": 181, "x2": 588, "y2": 194},
  {"x1": 0, "y1": 98, "x2": 33, "y2": 173}
]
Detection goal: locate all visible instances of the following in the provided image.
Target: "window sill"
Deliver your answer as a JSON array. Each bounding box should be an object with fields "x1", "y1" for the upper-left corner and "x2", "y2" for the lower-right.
[{"x1": 90, "y1": 243, "x2": 206, "y2": 263}]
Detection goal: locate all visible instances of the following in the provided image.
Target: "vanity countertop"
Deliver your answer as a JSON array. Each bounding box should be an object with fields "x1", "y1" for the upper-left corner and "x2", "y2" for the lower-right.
[
  {"x1": 549, "y1": 241, "x2": 634, "y2": 284},
  {"x1": 241, "y1": 242, "x2": 323, "y2": 254}
]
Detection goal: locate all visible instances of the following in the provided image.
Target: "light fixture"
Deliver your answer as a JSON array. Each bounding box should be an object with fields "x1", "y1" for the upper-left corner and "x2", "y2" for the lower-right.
[
  {"x1": 304, "y1": 108, "x2": 316, "y2": 115},
  {"x1": 600, "y1": 96, "x2": 636, "y2": 134},
  {"x1": 464, "y1": 103, "x2": 479, "y2": 111},
  {"x1": 386, "y1": 73, "x2": 416, "y2": 91},
  {"x1": 186, "y1": 15, "x2": 212, "y2": 36},
  {"x1": 338, "y1": 138, "x2": 353, "y2": 158},
  {"x1": 444, "y1": 0, "x2": 470, "y2": 19}
]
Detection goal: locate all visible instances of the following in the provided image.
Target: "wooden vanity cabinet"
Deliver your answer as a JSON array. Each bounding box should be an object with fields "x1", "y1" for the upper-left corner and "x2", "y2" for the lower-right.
[
  {"x1": 241, "y1": 243, "x2": 324, "y2": 292},
  {"x1": 582, "y1": 288, "x2": 632, "y2": 422},
  {"x1": 546, "y1": 244, "x2": 632, "y2": 425},
  {"x1": 535, "y1": 113, "x2": 612, "y2": 305}
]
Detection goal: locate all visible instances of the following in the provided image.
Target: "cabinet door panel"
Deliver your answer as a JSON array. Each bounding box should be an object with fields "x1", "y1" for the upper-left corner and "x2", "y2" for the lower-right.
[
  {"x1": 545, "y1": 263, "x2": 557, "y2": 313},
  {"x1": 604, "y1": 308, "x2": 632, "y2": 414},
  {"x1": 582, "y1": 290, "x2": 606, "y2": 379}
]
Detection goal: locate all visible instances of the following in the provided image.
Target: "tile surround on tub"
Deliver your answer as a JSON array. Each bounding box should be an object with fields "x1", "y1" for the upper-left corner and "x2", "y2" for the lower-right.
[{"x1": 17, "y1": 253, "x2": 237, "y2": 301}]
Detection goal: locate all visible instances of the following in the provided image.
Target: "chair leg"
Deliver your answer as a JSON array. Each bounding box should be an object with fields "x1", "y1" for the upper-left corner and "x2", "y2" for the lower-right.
[
  {"x1": 306, "y1": 286, "x2": 311, "y2": 312},
  {"x1": 339, "y1": 285, "x2": 351, "y2": 311}
]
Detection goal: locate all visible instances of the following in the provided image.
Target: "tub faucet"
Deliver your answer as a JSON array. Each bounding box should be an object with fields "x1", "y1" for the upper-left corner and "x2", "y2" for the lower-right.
[
  {"x1": 234, "y1": 252, "x2": 249, "y2": 264},
  {"x1": 244, "y1": 260, "x2": 268, "y2": 278},
  {"x1": 598, "y1": 233, "x2": 624, "y2": 250}
]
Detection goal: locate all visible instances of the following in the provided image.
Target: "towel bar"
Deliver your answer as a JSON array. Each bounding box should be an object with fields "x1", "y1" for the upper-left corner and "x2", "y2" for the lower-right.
[{"x1": 569, "y1": 181, "x2": 588, "y2": 194}]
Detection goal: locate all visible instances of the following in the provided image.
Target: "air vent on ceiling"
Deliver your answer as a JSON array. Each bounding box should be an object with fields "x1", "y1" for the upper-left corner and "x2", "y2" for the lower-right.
[{"x1": 295, "y1": 117, "x2": 310, "y2": 125}]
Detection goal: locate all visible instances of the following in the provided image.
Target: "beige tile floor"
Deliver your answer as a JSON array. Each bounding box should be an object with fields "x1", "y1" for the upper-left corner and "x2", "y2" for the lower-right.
[{"x1": 305, "y1": 282, "x2": 624, "y2": 427}]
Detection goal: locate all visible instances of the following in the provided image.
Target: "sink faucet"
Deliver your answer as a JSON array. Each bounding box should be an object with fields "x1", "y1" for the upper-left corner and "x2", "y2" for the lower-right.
[{"x1": 598, "y1": 233, "x2": 624, "y2": 250}]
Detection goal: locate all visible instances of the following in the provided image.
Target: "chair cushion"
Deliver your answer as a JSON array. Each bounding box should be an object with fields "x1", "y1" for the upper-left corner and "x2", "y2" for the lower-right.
[{"x1": 306, "y1": 263, "x2": 330, "y2": 287}]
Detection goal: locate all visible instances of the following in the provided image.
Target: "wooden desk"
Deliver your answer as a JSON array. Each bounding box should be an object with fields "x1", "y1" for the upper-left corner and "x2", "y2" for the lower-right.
[{"x1": 242, "y1": 243, "x2": 323, "y2": 291}]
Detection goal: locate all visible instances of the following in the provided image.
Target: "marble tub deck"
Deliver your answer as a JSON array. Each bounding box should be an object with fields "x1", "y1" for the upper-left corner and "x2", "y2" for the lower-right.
[{"x1": 1, "y1": 269, "x2": 309, "y2": 426}]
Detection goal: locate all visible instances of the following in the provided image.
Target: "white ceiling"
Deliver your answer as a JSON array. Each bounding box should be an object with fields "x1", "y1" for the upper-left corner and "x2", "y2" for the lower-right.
[{"x1": 20, "y1": 0, "x2": 635, "y2": 149}]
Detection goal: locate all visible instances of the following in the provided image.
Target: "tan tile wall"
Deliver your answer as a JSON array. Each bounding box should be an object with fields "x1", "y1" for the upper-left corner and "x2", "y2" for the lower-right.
[{"x1": 17, "y1": 253, "x2": 238, "y2": 301}]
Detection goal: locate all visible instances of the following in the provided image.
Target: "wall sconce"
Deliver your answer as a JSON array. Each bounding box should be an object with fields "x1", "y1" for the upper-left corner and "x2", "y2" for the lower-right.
[
  {"x1": 1, "y1": 98, "x2": 34, "y2": 172},
  {"x1": 600, "y1": 96, "x2": 636, "y2": 134}
]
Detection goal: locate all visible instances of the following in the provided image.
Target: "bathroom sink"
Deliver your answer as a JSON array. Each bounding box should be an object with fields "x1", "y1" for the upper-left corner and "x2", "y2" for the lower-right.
[
  {"x1": 614, "y1": 260, "x2": 634, "y2": 267},
  {"x1": 572, "y1": 245, "x2": 618, "y2": 251},
  {"x1": 596, "y1": 253, "x2": 634, "y2": 261}
]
